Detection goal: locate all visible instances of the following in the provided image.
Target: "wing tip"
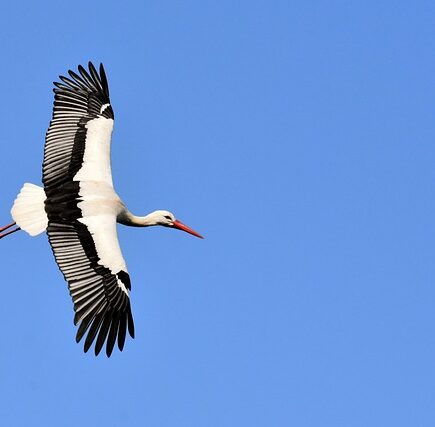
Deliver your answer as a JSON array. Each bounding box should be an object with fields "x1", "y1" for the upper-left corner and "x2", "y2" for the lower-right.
[
  {"x1": 53, "y1": 61, "x2": 110, "y2": 99},
  {"x1": 75, "y1": 305, "x2": 134, "y2": 357}
]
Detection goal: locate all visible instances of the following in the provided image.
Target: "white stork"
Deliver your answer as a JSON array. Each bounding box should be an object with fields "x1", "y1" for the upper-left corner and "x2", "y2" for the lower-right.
[{"x1": 1, "y1": 62, "x2": 203, "y2": 357}]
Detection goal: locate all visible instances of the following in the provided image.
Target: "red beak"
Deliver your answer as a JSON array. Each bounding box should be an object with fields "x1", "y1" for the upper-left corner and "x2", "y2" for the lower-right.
[{"x1": 172, "y1": 219, "x2": 204, "y2": 239}]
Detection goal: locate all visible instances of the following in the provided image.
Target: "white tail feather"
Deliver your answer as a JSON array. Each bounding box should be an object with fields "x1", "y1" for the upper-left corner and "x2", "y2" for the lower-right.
[{"x1": 11, "y1": 183, "x2": 48, "y2": 236}]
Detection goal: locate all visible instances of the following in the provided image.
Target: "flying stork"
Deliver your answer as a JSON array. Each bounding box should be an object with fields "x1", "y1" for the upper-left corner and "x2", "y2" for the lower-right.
[{"x1": 0, "y1": 62, "x2": 203, "y2": 357}]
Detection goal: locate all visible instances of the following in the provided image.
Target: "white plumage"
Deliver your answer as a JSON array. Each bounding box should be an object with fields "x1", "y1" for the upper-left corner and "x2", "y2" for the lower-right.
[{"x1": 11, "y1": 183, "x2": 47, "y2": 236}]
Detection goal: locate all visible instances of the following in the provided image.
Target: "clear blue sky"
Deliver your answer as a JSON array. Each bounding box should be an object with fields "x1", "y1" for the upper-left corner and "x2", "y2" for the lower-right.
[{"x1": 0, "y1": 1, "x2": 434, "y2": 426}]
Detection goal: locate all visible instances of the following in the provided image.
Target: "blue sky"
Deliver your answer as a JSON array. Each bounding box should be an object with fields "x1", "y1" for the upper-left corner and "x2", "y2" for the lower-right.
[{"x1": 0, "y1": 1, "x2": 434, "y2": 426}]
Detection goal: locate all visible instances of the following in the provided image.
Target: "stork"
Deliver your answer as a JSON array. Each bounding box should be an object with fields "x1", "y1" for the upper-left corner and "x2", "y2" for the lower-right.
[{"x1": 1, "y1": 62, "x2": 203, "y2": 357}]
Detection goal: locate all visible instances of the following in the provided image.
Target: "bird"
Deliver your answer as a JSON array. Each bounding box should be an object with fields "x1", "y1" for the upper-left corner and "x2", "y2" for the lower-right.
[{"x1": 1, "y1": 62, "x2": 203, "y2": 357}]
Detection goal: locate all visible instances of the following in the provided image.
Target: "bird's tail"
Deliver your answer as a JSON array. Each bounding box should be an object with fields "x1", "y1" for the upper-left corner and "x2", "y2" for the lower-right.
[{"x1": 11, "y1": 183, "x2": 48, "y2": 236}]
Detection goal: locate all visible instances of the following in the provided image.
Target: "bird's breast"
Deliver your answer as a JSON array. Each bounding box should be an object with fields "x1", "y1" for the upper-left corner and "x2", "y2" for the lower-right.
[{"x1": 77, "y1": 181, "x2": 123, "y2": 218}]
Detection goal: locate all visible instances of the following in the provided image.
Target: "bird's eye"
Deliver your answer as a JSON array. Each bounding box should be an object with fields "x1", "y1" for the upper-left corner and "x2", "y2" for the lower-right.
[{"x1": 164, "y1": 215, "x2": 172, "y2": 220}]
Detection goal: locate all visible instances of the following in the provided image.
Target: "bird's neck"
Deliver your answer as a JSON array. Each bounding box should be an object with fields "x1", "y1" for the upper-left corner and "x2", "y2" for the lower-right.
[{"x1": 118, "y1": 211, "x2": 159, "y2": 227}]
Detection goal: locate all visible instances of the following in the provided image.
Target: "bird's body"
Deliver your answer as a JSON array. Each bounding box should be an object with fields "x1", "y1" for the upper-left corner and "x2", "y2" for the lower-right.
[{"x1": 1, "y1": 62, "x2": 202, "y2": 357}]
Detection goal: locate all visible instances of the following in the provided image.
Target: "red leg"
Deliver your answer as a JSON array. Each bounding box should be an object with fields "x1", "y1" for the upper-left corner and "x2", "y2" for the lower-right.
[
  {"x1": 0, "y1": 222, "x2": 16, "y2": 233},
  {"x1": 0, "y1": 226, "x2": 20, "y2": 240}
]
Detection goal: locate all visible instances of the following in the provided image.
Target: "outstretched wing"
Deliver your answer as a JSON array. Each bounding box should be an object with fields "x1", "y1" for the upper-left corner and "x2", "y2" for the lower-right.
[
  {"x1": 47, "y1": 214, "x2": 135, "y2": 357},
  {"x1": 43, "y1": 63, "x2": 135, "y2": 356},
  {"x1": 43, "y1": 61, "x2": 115, "y2": 193}
]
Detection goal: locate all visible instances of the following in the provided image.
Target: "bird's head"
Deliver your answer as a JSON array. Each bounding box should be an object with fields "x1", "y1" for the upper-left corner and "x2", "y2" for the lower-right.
[{"x1": 151, "y1": 210, "x2": 204, "y2": 238}]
